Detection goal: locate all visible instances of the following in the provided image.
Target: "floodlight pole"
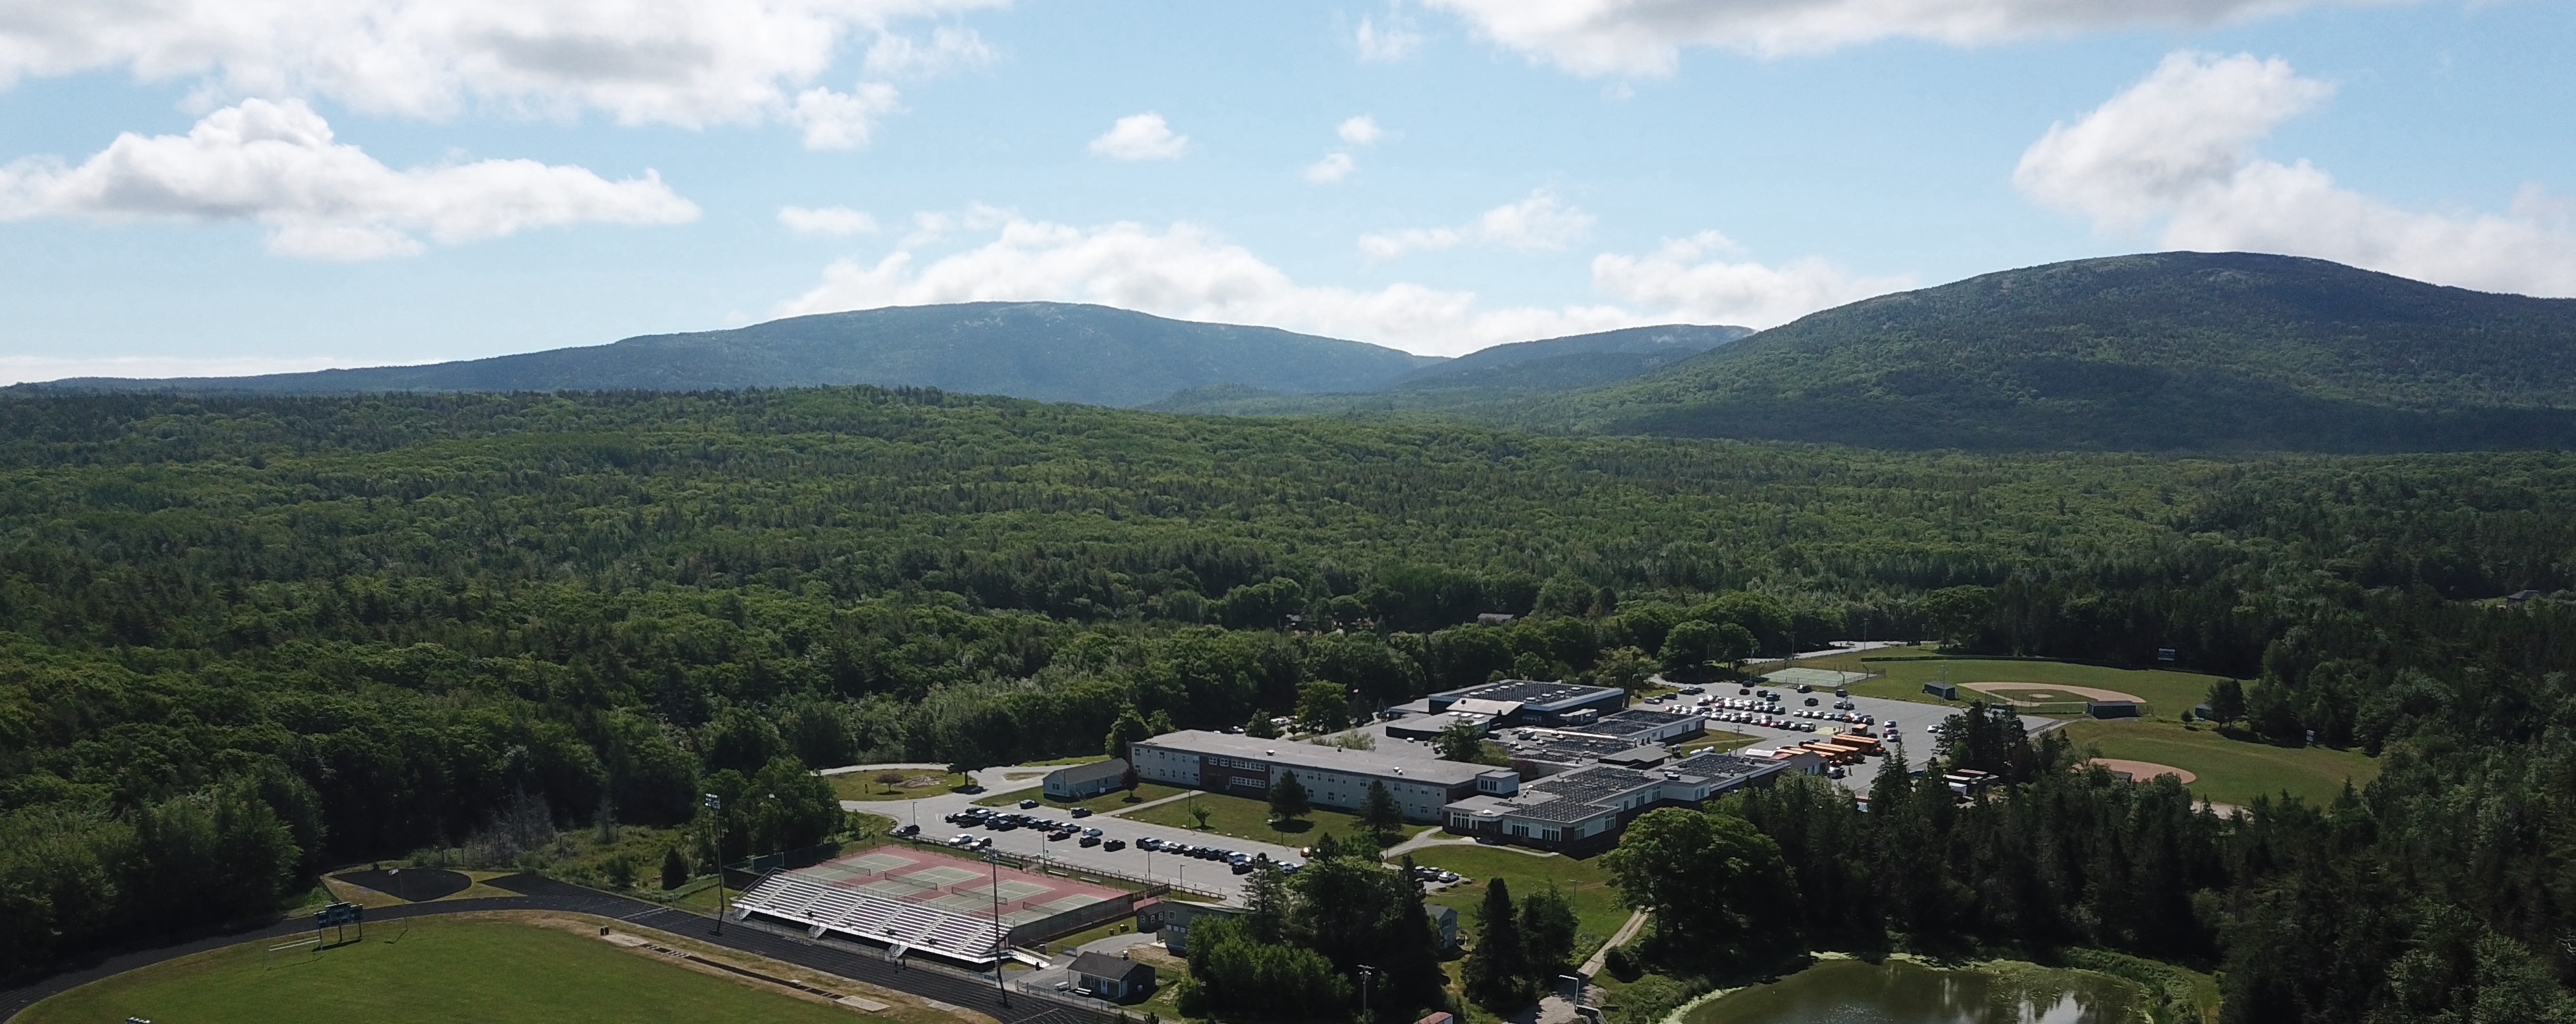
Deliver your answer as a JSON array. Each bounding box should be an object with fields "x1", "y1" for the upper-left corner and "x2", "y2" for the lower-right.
[
  {"x1": 704, "y1": 792, "x2": 726, "y2": 934},
  {"x1": 1359, "y1": 964, "x2": 1379, "y2": 1022},
  {"x1": 986, "y1": 849, "x2": 1010, "y2": 1006}
]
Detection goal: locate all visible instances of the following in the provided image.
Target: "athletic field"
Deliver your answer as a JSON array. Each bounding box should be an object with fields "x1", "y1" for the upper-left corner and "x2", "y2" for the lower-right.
[{"x1": 17, "y1": 915, "x2": 949, "y2": 1024}]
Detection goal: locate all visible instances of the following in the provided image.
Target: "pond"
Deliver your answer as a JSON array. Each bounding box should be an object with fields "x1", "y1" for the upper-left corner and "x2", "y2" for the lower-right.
[{"x1": 1681, "y1": 958, "x2": 2143, "y2": 1024}]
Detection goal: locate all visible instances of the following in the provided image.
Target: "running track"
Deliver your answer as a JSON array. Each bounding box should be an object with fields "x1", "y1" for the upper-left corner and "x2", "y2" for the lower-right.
[{"x1": 0, "y1": 874, "x2": 1104, "y2": 1024}]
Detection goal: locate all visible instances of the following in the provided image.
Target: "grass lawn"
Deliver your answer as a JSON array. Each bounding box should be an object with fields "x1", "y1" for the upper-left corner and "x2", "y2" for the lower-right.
[
  {"x1": 974, "y1": 782, "x2": 1187, "y2": 812},
  {"x1": 827, "y1": 770, "x2": 969, "y2": 801},
  {"x1": 1404, "y1": 847, "x2": 1632, "y2": 943},
  {"x1": 1841, "y1": 657, "x2": 2225, "y2": 720},
  {"x1": 1123, "y1": 790, "x2": 1429, "y2": 847},
  {"x1": 2060, "y1": 720, "x2": 2380, "y2": 807},
  {"x1": 18, "y1": 916, "x2": 944, "y2": 1024}
]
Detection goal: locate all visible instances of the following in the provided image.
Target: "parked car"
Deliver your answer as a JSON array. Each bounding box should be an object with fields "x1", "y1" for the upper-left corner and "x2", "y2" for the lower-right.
[
  {"x1": 895, "y1": 823, "x2": 921, "y2": 837},
  {"x1": 951, "y1": 833, "x2": 977, "y2": 847},
  {"x1": 1232, "y1": 860, "x2": 1255, "y2": 874},
  {"x1": 1079, "y1": 835, "x2": 1101, "y2": 847},
  {"x1": 1084, "y1": 828, "x2": 1103, "y2": 838},
  {"x1": 1019, "y1": 799, "x2": 1041, "y2": 809},
  {"x1": 1103, "y1": 839, "x2": 1126, "y2": 851},
  {"x1": 1070, "y1": 807, "x2": 1093, "y2": 818}
]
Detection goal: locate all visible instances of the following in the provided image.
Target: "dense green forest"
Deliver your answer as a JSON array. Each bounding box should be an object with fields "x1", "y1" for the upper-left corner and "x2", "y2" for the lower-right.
[
  {"x1": 1551, "y1": 251, "x2": 2576, "y2": 452},
  {"x1": 3, "y1": 386, "x2": 2573, "y2": 1021}
]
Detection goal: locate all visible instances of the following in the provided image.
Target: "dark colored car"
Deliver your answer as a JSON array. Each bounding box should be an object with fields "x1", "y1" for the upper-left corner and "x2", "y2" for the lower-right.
[
  {"x1": 1104, "y1": 839, "x2": 1126, "y2": 851},
  {"x1": 1020, "y1": 799, "x2": 1041, "y2": 809},
  {"x1": 1071, "y1": 807, "x2": 1093, "y2": 818}
]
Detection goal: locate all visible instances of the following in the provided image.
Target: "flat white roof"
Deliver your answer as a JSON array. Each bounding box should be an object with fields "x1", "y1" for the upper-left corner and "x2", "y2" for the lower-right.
[{"x1": 1136, "y1": 730, "x2": 1501, "y2": 786}]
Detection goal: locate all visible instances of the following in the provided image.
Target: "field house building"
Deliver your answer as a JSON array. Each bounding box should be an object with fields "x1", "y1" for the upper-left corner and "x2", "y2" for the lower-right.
[
  {"x1": 1440, "y1": 751, "x2": 1808, "y2": 851},
  {"x1": 1128, "y1": 730, "x2": 1520, "y2": 822}
]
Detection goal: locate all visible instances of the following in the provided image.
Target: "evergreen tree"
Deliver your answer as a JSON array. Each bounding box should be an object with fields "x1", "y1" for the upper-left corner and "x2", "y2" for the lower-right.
[
  {"x1": 1245, "y1": 709, "x2": 1281, "y2": 738},
  {"x1": 1464, "y1": 877, "x2": 1533, "y2": 1008},
  {"x1": 660, "y1": 846, "x2": 689, "y2": 890},
  {"x1": 1241, "y1": 860, "x2": 1290, "y2": 944},
  {"x1": 1361, "y1": 779, "x2": 1403, "y2": 841},
  {"x1": 1269, "y1": 771, "x2": 1311, "y2": 823}
]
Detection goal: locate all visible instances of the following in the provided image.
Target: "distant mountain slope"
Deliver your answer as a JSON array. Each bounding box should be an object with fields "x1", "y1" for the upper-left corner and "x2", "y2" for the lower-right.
[
  {"x1": 1145, "y1": 323, "x2": 1751, "y2": 415},
  {"x1": 24, "y1": 302, "x2": 1442, "y2": 408},
  {"x1": 1553, "y1": 252, "x2": 2576, "y2": 452},
  {"x1": 1387, "y1": 324, "x2": 1752, "y2": 391}
]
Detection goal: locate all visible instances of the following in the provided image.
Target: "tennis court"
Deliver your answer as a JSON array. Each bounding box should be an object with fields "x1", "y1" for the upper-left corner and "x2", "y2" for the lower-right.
[{"x1": 773, "y1": 847, "x2": 1130, "y2": 929}]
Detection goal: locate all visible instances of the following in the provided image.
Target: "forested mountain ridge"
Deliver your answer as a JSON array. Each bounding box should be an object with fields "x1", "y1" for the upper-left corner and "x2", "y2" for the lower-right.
[
  {"x1": 4, "y1": 387, "x2": 2576, "y2": 1023},
  {"x1": 16, "y1": 302, "x2": 1443, "y2": 408},
  {"x1": 1142, "y1": 323, "x2": 1751, "y2": 415},
  {"x1": 1547, "y1": 252, "x2": 2576, "y2": 452}
]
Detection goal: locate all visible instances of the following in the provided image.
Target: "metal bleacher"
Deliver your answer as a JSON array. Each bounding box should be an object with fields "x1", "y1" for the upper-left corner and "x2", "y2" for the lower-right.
[{"x1": 732, "y1": 873, "x2": 1004, "y2": 963}]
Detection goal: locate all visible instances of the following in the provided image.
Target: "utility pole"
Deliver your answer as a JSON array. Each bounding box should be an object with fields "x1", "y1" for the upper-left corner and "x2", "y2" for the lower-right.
[
  {"x1": 986, "y1": 849, "x2": 1010, "y2": 1007},
  {"x1": 703, "y1": 792, "x2": 725, "y2": 934}
]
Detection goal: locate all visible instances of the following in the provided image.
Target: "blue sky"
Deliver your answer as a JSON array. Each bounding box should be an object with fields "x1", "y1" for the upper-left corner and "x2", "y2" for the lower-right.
[{"x1": 0, "y1": 0, "x2": 2568, "y2": 380}]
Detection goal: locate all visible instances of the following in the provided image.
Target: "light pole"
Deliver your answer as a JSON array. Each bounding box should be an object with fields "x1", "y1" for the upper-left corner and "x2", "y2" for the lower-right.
[
  {"x1": 703, "y1": 792, "x2": 727, "y2": 934},
  {"x1": 1357, "y1": 964, "x2": 1378, "y2": 1023},
  {"x1": 985, "y1": 848, "x2": 1010, "y2": 1007}
]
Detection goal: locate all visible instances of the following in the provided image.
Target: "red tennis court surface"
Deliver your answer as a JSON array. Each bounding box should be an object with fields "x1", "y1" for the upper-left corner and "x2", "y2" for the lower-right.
[{"x1": 783, "y1": 847, "x2": 1125, "y2": 928}]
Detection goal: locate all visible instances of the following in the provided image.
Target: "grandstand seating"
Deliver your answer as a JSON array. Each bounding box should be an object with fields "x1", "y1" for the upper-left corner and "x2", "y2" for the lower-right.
[{"x1": 733, "y1": 873, "x2": 1004, "y2": 962}]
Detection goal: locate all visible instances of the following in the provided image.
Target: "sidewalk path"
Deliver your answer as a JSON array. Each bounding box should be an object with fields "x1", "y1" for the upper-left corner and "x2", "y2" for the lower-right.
[{"x1": 1578, "y1": 910, "x2": 1650, "y2": 977}]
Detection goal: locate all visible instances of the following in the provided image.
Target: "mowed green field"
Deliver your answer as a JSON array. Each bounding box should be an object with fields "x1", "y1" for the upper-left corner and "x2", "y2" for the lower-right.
[
  {"x1": 975, "y1": 781, "x2": 1186, "y2": 811},
  {"x1": 19, "y1": 917, "x2": 926, "y2": 1024},
  {"x1": 827, "y1": 770, "x2": 969, "y2": 801},
  {"x1": 2060, "y1": 720, "x2": 2380, "y2": 807},
  {"x1": 1839, "y1": 657, "x2": 2224, "y2": 719},
  {"x1": 1404, "y1": 846, "x2": 1631, "y2": 942}
]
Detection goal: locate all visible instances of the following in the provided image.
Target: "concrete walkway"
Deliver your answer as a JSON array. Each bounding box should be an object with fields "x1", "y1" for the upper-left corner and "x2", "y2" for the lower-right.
[
  {"x1": 817, "y1": 762, "x2": 953, "y2": 776},
  {"x1": 1577, "y1": 909, "x2": 1649, "y2": 977},
  {"x1": 1097, "y1": 788, "x2": 1198, "y2": 817}
]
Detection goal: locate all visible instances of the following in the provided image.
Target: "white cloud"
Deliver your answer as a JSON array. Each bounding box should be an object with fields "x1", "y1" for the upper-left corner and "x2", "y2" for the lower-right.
[
  {"x1": 0, "y1": 99, "x2": 697, "y2": 260},
  {"x1": 1476, "y1": 189, "x2": 1594, "y2": 250},
  {"x1": 1088, "y1": 113, "x2": 1189, "y2": 161},
  {"x1": 2016, "y1": 51, "x2": 2576, "y2": 297},
  {"x1": 779, "y1": 205, "x2": 880, "y2": 236},
  {"x1": 778, "y1": 212, "x2": 1884, "y2": 354},
  {"x1": 790, "y1": 82, "x2": 903, "y2": 150},
  {"x1": 1355, "y1": 16, "x2": 1424, "y2": 62},
  {"x1": 0, "y1": 354, "x2": 393, "y2": 385},
  {"x1": 1422, "y1": 0, "x2": 2416, "y2": 74},
  {"x1": 1338, "y1": 116, "x2": 1387, "y2": 146},
  {"x1": 1361, "y1": 188, "x2": 1594, "y2": 259},
  {"x1": 863, "y1": 26, "x2": 995, "y2": 79},
  {"x1": 1592, "y1": 231, "x2": 1914, "y2": 328},
  {"x1": 1359, "y1": 226, "x2": 1464, "y2": 260},
  {"x1": 1304, "y1": 152, "x2": 1359, "y2": 184},
  {"x1": 0, "y1": 0, "x2": 999, "y2": 134}
]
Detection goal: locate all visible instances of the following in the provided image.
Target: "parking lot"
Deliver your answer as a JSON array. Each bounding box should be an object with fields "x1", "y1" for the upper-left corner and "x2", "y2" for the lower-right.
[
  {"x1": 863, "y1": 782, "x2": 1311, "y2": 901},
  {"x1": 1640, "y1": 679, "x2": 1947, "y2": 797}
]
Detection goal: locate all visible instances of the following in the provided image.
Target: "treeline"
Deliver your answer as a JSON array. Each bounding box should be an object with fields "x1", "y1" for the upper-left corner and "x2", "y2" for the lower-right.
[
  {"x1": 1599, "y1": 587, "x2": 2576, "y2": 1023},
  {"x1": 4, "y1": 387, "x2": 2576, "y2": 1003}
]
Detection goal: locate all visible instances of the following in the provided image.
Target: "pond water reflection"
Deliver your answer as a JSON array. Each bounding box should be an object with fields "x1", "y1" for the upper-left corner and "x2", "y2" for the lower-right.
[{"x1": 1681, "y1": 958, "x2": 2141, "y2": 1024}]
